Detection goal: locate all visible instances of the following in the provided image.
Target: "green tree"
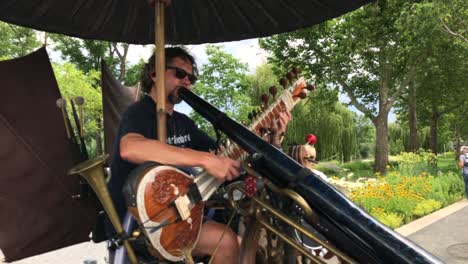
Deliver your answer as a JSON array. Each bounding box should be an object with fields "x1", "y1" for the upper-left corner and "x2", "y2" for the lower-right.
[
  {"x1": 248, "y1": 63, "x2": 278, "y2": 106},
  {"x1": 284, "y1": 99, "x2": 358, "y2": 162},
  {"x1": 0, "y1": 21, "x2": 40, "y2": 58},
  {"x1": 124, "y1": 58, "x2": 146, "y2": 86},
  {"x1": 394, "y1": 0, "x2": 468, "y2": 154},
  {"x1": 50, "y1": 34, "x2": 130, "y2": 80},
  {"x1": 190, "y1": 45, "x2": 253, "y2": 137},
  {"x1": 437, "y1": 0, "x2": 467, "y2": 44},
  {"x1": 52, "y1": 63, "x2": 103, "y2": 157},
  {"x1": 355, "y1": 115, "x2": 376, "y2": 159},
  {"x1": 260, "y1": 0, "x2": 454, "y2": 173}
]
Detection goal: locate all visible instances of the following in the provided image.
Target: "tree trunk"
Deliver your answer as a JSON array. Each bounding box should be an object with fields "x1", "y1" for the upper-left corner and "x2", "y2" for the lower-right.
[
  {"x1": 373, "y1": 113, "x2": 389, "y2": 174},
  {"x1": 111, "y1": 43, "x2": 129, "y2": 81},
  {"x1": 429, "y1": 107, "x2": 439, "y2": 154},
  {"x1": 408, "y1": 82, "x2": 418, "y2": 151},
  {"x1": 455, "y1": 125, "x2": 461, "y2": 160}
]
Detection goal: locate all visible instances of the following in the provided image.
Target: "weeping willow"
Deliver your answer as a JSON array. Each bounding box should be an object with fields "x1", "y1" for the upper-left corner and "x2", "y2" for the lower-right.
[
  {"x1": 284, "y1": 102, "x2": 358, "y2": 162},
  {"x1": 388, "y1": 123, "x2": 430, "y2": 154}
]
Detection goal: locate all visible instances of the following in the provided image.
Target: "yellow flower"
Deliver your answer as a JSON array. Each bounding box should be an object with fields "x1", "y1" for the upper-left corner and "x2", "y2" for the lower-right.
[{"x1": 386, "y1": 165, "x2": 391, "y2": 169}]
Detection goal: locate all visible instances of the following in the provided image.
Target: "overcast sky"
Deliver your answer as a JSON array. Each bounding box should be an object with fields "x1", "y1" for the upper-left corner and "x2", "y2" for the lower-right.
[{"x1": 126, "y1": 38, "x2": 267, "y2": 74}]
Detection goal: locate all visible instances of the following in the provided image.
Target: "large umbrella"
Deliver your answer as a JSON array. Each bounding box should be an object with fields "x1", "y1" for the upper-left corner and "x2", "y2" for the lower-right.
[
  {"x1": 0, "y1": 0, "x2": 374, "y2": 140},
  {"x1": 0, "y1": 0, "x2": 372, "y2": 45}
]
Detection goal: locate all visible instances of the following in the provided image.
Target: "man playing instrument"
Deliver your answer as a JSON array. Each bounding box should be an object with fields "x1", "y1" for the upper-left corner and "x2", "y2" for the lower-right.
[{"x1": 108, "y1": 46, "x2": 291, "y2": 263}]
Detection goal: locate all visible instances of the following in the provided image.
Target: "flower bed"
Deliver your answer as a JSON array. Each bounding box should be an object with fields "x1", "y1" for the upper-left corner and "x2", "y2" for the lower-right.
[{"x1": 333, "y1": 151, "x2": 464, "y2": 229}]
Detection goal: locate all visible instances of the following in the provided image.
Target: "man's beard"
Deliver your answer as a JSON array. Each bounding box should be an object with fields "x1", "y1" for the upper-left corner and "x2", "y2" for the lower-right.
[{"x1": 167, "y1": 88, "x2": 182, "y2": 104}]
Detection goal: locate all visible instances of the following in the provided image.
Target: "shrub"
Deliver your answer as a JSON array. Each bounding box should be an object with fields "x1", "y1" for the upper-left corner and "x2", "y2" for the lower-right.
[
  {"x1": 412, "y1": 199, "x2": 442, "y2": 217},
  {"x1": 428, "y1": 172, "x2": 464, "y2": 205},
  {"x1": 370, "y1": 208, "x2": 404, "y2": 229},
  {"x1": 394, "y1": 150, "x2": 438, "y2": 176}
]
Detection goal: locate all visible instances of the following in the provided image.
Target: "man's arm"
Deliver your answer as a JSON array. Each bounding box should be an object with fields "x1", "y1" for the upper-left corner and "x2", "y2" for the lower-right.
[
  {"x1": 120, "y1": 133, "x2": 240, "y2": 181},
  {"x1": 459, "y1": 156, "x2": 465, "y2": 168}
]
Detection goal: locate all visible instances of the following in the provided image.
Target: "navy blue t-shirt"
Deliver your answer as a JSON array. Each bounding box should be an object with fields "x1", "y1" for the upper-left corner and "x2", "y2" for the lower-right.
[{"x1": 108, "y1": 95, "x2": 216, "y2": 221}]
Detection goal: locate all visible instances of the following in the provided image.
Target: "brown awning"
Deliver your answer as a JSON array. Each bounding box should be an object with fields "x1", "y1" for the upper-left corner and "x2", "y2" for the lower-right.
[
  {"x1": 0, "y1": 48, "x2": 96, "y2": 262},
  {"x1": 101, "y1": 60, "x2": 140, "y2": 163}
]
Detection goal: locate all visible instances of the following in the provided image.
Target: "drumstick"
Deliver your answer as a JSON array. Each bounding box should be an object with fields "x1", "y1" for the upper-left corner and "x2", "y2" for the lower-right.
[
  {"x1": 56, "y1": 98, "x2": 71, "y2": 139},
  {"x1": 74, "y1": 96, "x2": 85, "y2": 137}
]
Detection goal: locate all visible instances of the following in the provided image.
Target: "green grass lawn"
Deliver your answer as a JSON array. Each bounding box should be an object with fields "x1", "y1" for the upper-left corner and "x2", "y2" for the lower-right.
[
  {"x1": 316, "y1": 152, "x2": 460, "y2": 181},
  {"x1": 315, "y1": 159, "x2": 374, "y2": 180},
  {"x1": 437, "y1": 152, "x2": 459, "y2": 170}
]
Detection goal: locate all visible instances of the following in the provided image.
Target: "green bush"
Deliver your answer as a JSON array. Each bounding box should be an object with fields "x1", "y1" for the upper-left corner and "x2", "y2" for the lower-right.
[
  {"x1": 412, "y1": 199, "x2": 442, "y2": 217},
  {"x1": 428, "y1": 172, "x2": 464, "y2": 205},
  {"x1": 395, "y1": 150, "x2": 438, "y2": 176},
  {"x1": 370, "y1": 208, "x2": 404, "y2": 229},
  {"x1": 359, "y1": 143, "x2": 373, "y2": 158}
]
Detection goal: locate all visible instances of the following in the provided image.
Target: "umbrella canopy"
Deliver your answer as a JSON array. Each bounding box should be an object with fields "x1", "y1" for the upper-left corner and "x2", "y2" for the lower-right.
[{"x1": 0, "y1": 0, "x2": 372, "y2": 44}]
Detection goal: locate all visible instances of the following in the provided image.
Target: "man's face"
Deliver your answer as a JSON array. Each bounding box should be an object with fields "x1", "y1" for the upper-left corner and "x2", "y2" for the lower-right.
[{"x1": 164, "y1": 57, "x2": 195, "y2": 105}]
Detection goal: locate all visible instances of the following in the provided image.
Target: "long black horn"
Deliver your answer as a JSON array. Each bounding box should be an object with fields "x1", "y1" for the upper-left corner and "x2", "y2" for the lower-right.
[{"x1": 178, "y1": 87, "x2": 442, "y2": 264}]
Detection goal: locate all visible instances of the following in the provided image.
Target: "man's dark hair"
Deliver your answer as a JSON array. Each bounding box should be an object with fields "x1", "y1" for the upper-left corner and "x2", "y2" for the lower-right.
[{"x1": 141, "y1": 46, "x2": 198, "y2": 93}]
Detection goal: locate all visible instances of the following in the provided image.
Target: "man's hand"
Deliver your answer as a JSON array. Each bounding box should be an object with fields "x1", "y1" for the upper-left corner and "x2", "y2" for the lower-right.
[
  {"x1": 270, "y1": 111, "x2": 292, "y2": 146},
  {"x1": 202, "y1": 153, "x2": 241, "y2": 182}
]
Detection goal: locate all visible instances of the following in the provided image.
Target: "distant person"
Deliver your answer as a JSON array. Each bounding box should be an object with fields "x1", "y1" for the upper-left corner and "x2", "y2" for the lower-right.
[
  {"x1": 289, "y1": 134, "x2": 328, "y2": 181},
  {"x1": 459, "y1": 146, "x2": 468, "y2": 198}
]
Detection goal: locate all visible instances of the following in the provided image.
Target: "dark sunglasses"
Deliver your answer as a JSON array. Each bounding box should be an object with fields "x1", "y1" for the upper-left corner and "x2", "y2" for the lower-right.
[{"x1": 166, "y1": 66, "x2": 197, "y2": 84}]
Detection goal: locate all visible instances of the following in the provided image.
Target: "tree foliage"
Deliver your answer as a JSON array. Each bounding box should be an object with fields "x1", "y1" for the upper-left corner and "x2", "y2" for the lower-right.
[
  {"x1": 52, "y1": 63, "x2": 103, "y2": 157},
  {"x1": 284, "y1": 98, "x2": 359, "y2": 162},
  {"x1": 259, "y1": 0, "x2": 466, "y2": 172},
  {"x1": 355, "y1": 115, "x2": 376, "y2": 159},
  {"x1": 50, "y1": 34, "x2": 130, "y2": 81},
  {"x1": 124, "y1": 58, "x2": 146, "y2": 87},
  {"x1": 0, "y1": 21, "x2": 40, "y2": 58},
  {"x1": 190, "y1": 45, "x2": 254, "y2": 137},
  {"x1": 394, "y1": 0, "x2": 468, "y2": 153}
]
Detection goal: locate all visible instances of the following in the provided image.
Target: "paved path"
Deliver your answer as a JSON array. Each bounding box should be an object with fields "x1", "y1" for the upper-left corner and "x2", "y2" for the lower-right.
[
  {"x1": 1, "y1": 242, "x2": 107, "y2": 264},
  {"x1": 396, "y1": 199, "x2": 468, "y2": 264}
]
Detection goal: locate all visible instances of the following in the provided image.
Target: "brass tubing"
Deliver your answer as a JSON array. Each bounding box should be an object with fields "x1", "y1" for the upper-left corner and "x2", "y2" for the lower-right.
[
  {"x1": 251, "y1": 194, "x2": 356, "y2": 264},
  {"x1": 232, "y1": 163, "x2": 356, "y2": 263},
  {"x1": 256, "y1": 214, "x2": 325, "y2": 264},
  {"x1": 68, "y1": 155, "x2": 138, "y2": 264},
  {"x1": 264, "y1": 180, "x2": 315, "y2": 223},
  {"x1": 241, "y1": 164, "x2": 315, "y2": 222}
]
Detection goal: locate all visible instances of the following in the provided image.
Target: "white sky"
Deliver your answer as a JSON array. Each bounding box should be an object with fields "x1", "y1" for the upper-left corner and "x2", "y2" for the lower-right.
[{"x1": 126, "y1": 38, "x2": 267, "y2": 73}]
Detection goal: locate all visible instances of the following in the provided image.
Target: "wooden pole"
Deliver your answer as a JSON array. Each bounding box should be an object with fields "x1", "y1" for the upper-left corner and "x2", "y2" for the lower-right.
[{"x1": 155, "y1": 2, "x2": 166, "y2": 142}]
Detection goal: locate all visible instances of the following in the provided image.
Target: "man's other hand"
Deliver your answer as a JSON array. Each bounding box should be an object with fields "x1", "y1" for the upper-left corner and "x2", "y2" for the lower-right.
[{"x1": 202, "y1": 154, "x2": 241, "y2": 182}]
